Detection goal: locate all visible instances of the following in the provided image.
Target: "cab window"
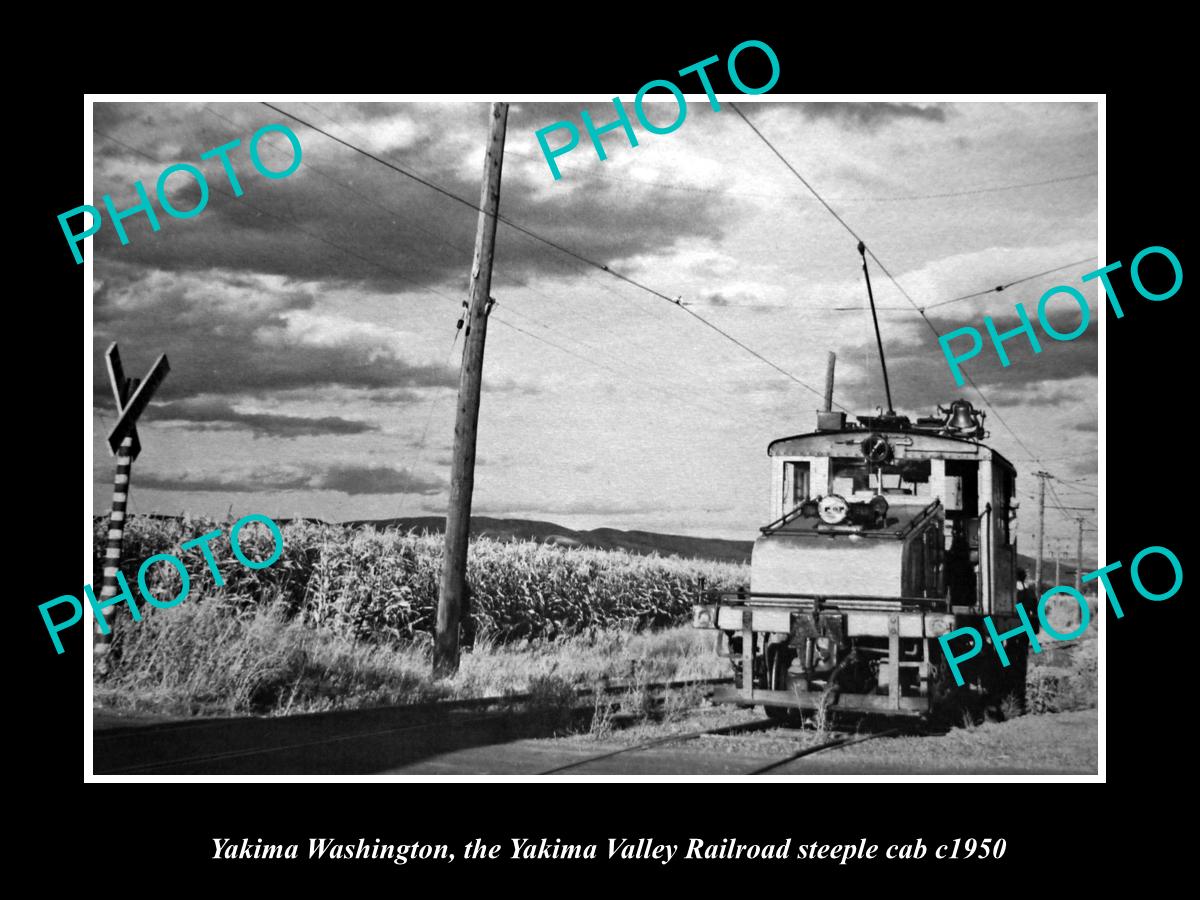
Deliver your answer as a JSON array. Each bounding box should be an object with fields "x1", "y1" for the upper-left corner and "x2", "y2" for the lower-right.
[
  {"x1": 830, "y1": 458, "x2": 931, "y2": 497},
  {"x1": 784, "y1": 461, "x2": 810, "y2": 509}
]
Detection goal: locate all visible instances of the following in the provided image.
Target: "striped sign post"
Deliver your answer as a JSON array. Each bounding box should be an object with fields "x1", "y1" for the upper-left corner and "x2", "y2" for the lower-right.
[{"x1": 96, "y1": 344, "x2": 169, "y2": 672}]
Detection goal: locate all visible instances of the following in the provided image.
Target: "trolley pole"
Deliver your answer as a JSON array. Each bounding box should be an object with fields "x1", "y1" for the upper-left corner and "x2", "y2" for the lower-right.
[
  {"x1": 434, "y1": 102, "x2": 508, "y2": 677},
  {"x1": 823, "y1": 352, "x2": 836, "y2": 412}
]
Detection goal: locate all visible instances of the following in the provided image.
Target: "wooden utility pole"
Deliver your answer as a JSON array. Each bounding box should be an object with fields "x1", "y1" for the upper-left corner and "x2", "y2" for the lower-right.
[
  {"x1": 434, "y1": 102, "x2": 508, "y2": 677},
  {"x1": 1033, "y1": 471, "x2": 1049, "y2": 591},
  {"x1": 1074, "y1": 518, "x2": 1085, "y2": 594},
  {"x1": 1054, "y1": 549, "x2": 1061, "y2": 587}
]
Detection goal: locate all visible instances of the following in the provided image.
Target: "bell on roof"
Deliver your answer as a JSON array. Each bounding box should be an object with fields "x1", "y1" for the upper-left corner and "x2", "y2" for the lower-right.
[{"x1": 940, "y1": 399, "x2": 986, "y2": 437}]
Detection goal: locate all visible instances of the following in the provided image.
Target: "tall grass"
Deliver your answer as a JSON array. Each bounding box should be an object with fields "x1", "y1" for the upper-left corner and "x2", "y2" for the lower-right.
[
  {"x1": 102, "y1": 516, "x2": 745, "y2": 646},
  {"x1": 94, "y1": 515, "x2": 741, "y2": 716}
]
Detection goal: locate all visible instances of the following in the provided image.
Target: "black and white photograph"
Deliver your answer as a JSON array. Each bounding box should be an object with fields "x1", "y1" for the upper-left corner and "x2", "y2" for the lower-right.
[{"x1": 78, "y1": 94, "x2": 1107, "y2": 779}]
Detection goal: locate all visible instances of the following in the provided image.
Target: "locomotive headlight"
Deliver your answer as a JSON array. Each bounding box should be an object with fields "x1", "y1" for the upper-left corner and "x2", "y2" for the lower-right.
[
  {"x1": 815, "y1": 636, "x2": 833, "y2": 656},
  {"x1": 818, "y1": 494, "x2": 849, "y2": 525},
  {"x1": 860, "y1": 433, "x2": 893, "y2": 464},
  {"x1": 693, "y1": 605, "x2": 718, "y2": 629}
]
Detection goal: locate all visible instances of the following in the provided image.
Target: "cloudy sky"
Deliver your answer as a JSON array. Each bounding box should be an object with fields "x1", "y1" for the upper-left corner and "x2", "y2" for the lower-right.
[{"x1": 89, "y1": 99, "x2": 1098, "y2": 560}]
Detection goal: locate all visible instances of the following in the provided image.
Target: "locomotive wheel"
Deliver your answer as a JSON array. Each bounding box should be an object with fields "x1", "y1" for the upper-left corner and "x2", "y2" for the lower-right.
[
  {"x1": 761, "y1": 643, "x2": 802, "y2": 724},
  {"x1": 928, "y1": 647, "x2": 977, "y2": 726}
]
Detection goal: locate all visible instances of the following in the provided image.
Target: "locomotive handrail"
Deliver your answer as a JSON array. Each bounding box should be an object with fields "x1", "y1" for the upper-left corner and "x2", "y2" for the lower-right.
[
  {"x1": 716, "y1": 591, "x2": 944, "y2": 603},
  {"x1": 759, "y1": 502, "x2": 809, "y2": 535},
  {"x1": 711, "y1": 590, "x2": 951, "y2": 613}
]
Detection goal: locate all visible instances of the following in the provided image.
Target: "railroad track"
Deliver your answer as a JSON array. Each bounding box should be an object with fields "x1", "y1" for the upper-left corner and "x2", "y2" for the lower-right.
[
  {"x1": 92, "y1": 676, "x2": 733, "y2": 775},
  {"x1": 94, "y1": 677, "x2": 903, "y2": 775},
  {"x1": 540, "y1": 720, "x2": 900, "y2": 775}
]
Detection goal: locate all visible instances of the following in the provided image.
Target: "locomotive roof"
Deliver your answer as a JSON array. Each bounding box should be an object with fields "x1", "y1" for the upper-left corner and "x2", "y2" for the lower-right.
[{"x1": 767, "y1": 427, "x2": 1016, "y2": 474}]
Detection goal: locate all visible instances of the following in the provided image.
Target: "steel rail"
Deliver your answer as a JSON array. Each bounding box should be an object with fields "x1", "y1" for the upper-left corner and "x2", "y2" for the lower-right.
[
  {"x1": 745, "y1": 728, "x2": 900, "y2": 774},
  {"x1": 539, "y1": 718, "x2": 779, "y2": 775}
]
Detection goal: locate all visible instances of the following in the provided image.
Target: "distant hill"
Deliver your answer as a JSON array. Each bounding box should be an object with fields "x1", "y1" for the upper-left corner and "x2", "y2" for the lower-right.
[
  {"x1": 342, "y1": 515, "x2": 755, "y2": 564},
  {"x1": 1015, "y1": 551, "x2": 1084, "y2": 591},
  {"x1": 345, "y1": 518, "x2": 1086, "y2": 585},
  {"x1": 115, "y1": 513, "x2": 1086, "y2": 583}
]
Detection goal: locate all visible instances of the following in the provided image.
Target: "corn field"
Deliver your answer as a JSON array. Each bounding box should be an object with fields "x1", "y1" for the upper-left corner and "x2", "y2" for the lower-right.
[{"x1": 96, "y1": 515, "x2": 749, "y2": 652}]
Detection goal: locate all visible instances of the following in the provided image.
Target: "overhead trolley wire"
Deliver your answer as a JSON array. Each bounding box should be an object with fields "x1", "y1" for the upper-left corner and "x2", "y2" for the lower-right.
[
  {"x1": 261, "y1": 102, "x2": 847, "y2": 412},
  {"x1": 729, "y1": 103, "x2": 1085, "y2": 475}
]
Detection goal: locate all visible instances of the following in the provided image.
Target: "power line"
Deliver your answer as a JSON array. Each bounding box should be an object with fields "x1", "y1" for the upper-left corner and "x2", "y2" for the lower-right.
[
  {"x1": 1045, "y1": 480, "x2": 1094, "y2": 530},
  {"x1": 826, "y1": 256, "x2": 1099, "y2": 312},
  {"x1": 1013, "y1": 453, "x2": 1097, "y2": 463},
  {"x1": 248, "y1": 105, "x2": 774, "y2": 424},
  {"x1": 921, "y1": 257, "x2": 1099, "y2": 311},
  {"x1": 834, "y1": 171, "x2": 1098, "y2": 203},
  {"x1": 1051, "y1": 476, "x2": 1097, "y2": 497},
  {"x1": 292, "y1": 102, "x2": 683, "y2": 344},
  {"x1": 502, "y1": 143, "x2": 1096, "y2": 203},
  {"x1": 1053, "y1": 475, "x2": 1098, "y2": 487},
  {"x1": 215, "y1": 104, "x2": 736, "y2": 411},
  {"x1": 260, "y1": 102, "x2": 845, "y2": 411},
  {"x1": 236, "y1": 104, "x2": 728, "y2": 404},
  {"x1": 280, "y1": 101, "x2": 843, "y2": 409},
  {"x1": 204, "y1": 105, "x2": 476, "y2": 270},
  {"x1": 96, "y1": 128, "x2": 457, "y2": 301}
]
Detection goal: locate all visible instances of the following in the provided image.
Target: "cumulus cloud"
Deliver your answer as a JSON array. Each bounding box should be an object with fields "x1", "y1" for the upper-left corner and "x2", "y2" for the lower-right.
[
  {"x1": 151, "y1": 398, "x2": 379, "y2": 437},
  {"x1": 88, "y1": 100, "x2": 1098, "y2": 550},
  {"x1": 843, "y1": 300, "x2": 1098, "y2": 413},
  {"x1": 93, "y1": 267, "x2": 460, "y2": 402},
  {"x1": 798, "y1": 102, "x2": 948, "y2": 128},
  {"x1": 92, "y1": 102, "x2": 734, "y2": 294}
]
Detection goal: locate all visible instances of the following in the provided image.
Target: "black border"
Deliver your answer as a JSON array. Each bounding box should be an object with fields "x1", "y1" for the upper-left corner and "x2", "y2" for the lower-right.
[{"x1": 24, "y1": 24, "x2": 1191, "y2": 882}]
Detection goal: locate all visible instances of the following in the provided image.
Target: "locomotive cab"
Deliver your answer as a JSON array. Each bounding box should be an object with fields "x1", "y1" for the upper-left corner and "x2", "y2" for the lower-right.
[{"x1": 693, "y1": 401, "x2": 1028, "y2": 718}]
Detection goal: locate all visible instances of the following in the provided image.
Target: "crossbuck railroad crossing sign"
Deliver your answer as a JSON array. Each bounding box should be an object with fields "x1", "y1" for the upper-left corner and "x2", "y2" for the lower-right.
[
  {"x1": 106, "y1": 343, "x2": 170, "y2": 458},
  {"x1": 95, "y1": 343, "x2": 169, "y2": 664}
]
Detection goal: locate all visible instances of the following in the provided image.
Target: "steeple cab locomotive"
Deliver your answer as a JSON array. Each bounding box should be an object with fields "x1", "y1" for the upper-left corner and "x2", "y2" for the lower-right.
[{"x1": 693, "y1": 400, "x2": 1029, "y2": 719}]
